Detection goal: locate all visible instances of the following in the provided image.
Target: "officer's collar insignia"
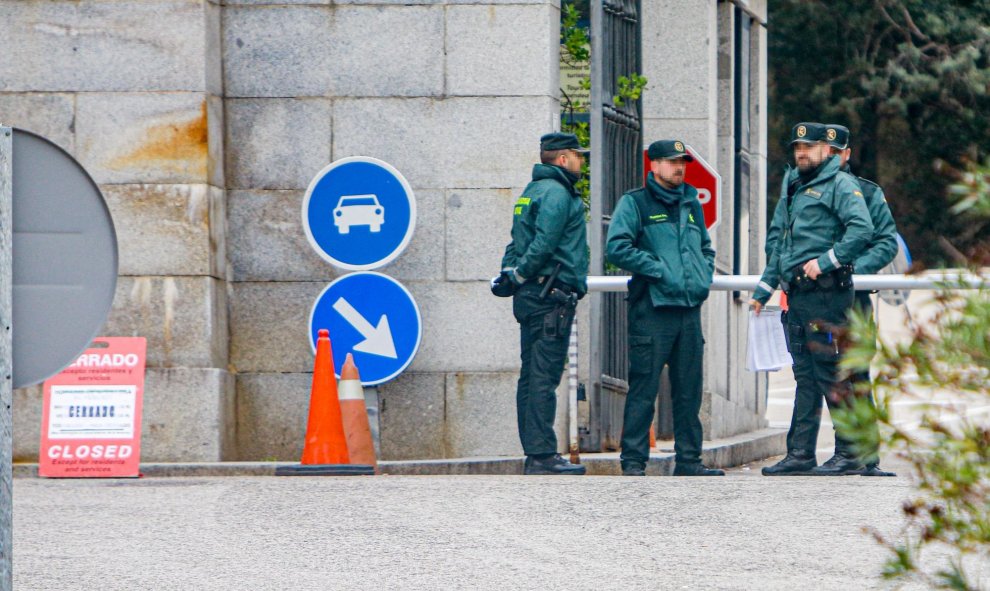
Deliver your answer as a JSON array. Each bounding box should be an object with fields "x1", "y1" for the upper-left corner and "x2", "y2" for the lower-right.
[
  {"x1": 854, "y1": 190, "x2": 863, "y2": 197},
  {"x1": 674, "y1": 141, "x2": 684, "y2": 152},
  {"x1": 826, "y1": 128, "x2": 837, "y2": 141},
  {"x1": 797, "y1": 126, "x2": 807, "y2": 138}
]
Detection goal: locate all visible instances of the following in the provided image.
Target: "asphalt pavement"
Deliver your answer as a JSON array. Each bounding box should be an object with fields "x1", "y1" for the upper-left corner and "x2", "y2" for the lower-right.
[{"x1": 14, "y1": 456, "x2": 955, "y2": 591}]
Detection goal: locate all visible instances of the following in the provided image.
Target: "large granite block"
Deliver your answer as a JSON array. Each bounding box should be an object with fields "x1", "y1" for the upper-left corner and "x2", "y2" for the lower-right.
[
  {"x1": 337, "y1": 0, "x2": 555, "y2": 4},
  {"x1": 12, "y1": 384, "x2": 43, "y2": 463},
  {"x1": 225, "y1": 0, "x2": 329, "y2": 5},
  {"x1": 641, "y1": 0, "x2": 716, "y2": 120},
  {"x1": 0, "y1": 0, "x2": 214, "y2": 92},
  {"x1": 376, "y1": 189, "x2": 444, "y2": 282},
  {"x1": 0, "y1": 93, "x2": 75, "y2": 153},
  {"x1": 333, "y1": 97, "x2": 555, "y2": 190},
  {"x1": 235, "y1": 372, "x2": 311, "y2": 461},
  {"x1": 224, "y1": 98, "x2": 332, "y2": 190},
  {"x1": 141, "y1": 368, "x2": 235, "y2": 461},
  {"x1": 446, "y1": 5, "x2": 557, "y2": 97},
  {"x1": 444, "y1": 372, "x2": 521, "y2": 457},
  {"x1": 405, "y1": 281, "x2": 518, "y2": 373},
  {"x1": 641, "y1": 118, "x2": 715, "y2": 165},
  {"x1": 14, "y1": 369, "x2": 236, "y2": 463},
  {"x1": 378, "y1": 372, "x2": 445, "y2": 460},
  {"x1": 75, "y1": 92, "x2": 218, "y2": 185},
  {"x1": 229, "y1": 282, "x2": 324, "y2": 373},
  {"x1": 329, "y1": 6, "x2": 444, "y2": 97},
  {"x1": 445, "y1": 188, "x2": 518, "y2": 281},
  {"x1": 102, "y1": 276, "x2": 228, "y2": 369},
  {"x1": 206, "y1": 94, "x2": 224, "y2": 188},
  {"x1": 103, "y1": 184, "x2": 225, "y2": 278},
  {"x1": 222, "y1": 6, "x2": 332, "y2": 97},
  {"x1": 209, "y1": 185, "x2": 228, "y2": 280},
  {"x1": 227, "y1": 190, "x2": 338, "y2": 282}
]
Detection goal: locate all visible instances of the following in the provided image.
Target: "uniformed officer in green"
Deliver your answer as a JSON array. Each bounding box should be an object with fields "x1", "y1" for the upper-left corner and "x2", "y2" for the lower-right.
[
  {"x1": 606, "y1": 139, "x2": 724, "y2": 477},
  {"x1": 497, "y1": 132, "x2": 588, "y2": 475},
  {"x1": 812, "y1": 123, "x2": 898, "y2": 476},
  {"x1": 750, "y1": 122, "x2": 874, "y2": 476}
]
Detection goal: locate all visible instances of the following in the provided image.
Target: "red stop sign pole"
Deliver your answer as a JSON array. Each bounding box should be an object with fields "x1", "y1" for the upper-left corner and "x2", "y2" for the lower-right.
[{"x1": 642, "y1": 145, "x2": 721, "y2": 230}]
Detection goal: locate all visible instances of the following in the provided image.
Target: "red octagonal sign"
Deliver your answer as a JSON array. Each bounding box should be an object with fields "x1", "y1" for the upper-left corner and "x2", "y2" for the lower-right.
[{"x1": 643, "y1": 145, "x2": 720, "y2": 230}]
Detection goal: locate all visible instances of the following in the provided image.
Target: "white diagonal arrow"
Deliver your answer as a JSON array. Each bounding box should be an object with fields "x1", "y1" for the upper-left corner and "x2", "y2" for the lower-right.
[{"x1": 332, "y1": 297, "x2": 398, "y2": 359}]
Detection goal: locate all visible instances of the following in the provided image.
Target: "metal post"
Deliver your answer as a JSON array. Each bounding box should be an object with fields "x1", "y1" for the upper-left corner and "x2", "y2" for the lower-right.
[
  {"x1": 567, "y1": 316, "x2": 579, "y2": 464},
  {"x1": 585, "y1": 273, "x2": 987, "y2": 292},
  {"x1": 0, "y1": 125, "x2": 13, "y2": 591},
  {"x1": 587, "y1": 0, "x2": 605, "y2": 451}
]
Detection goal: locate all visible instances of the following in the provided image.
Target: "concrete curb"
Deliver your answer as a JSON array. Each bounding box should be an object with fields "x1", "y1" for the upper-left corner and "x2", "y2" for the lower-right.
[{"x1": 14, "y1": 428, "x2": 786, "y2": 478}]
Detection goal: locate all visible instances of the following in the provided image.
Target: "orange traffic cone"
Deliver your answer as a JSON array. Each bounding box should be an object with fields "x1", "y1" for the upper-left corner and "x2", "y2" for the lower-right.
[
  {"x1": 338, "y1": 353, "x2": 378, "y2": 471},
  {"x1": 649, "y1": 422, "x2": 657, "y2": 449},
  {"x1": 276, "y1": 329, "x2": 373, "y2": 476}
]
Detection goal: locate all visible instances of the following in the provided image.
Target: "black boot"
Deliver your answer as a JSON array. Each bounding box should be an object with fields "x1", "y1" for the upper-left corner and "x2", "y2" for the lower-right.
[
  {"x1": 761, "y1": 451, "x2": 816, "y2": 476},
  {"x1": 673, "y1": 463, "x2": 725, "y2": 476},
  {"x1": 810, "y1": 453, "x2": 865, "y2": 476},
  {"x1": 524, "y1": 454, "x2": 587, "y2": 475},
  {"x1": 621, "y1": 461, "x2": 646, "y2": 476},
  {"x1": 860, "y1": 463, "x2": 897, "y2": 477}
]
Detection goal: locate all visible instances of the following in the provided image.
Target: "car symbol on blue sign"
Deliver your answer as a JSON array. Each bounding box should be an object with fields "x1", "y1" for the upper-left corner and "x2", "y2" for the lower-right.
[
  {"x1": 303, "y1": 157, "x2": 416, "y2": 270},
  {"x1": 309, "y1": 272, "x2": 422, "y2": 386}
]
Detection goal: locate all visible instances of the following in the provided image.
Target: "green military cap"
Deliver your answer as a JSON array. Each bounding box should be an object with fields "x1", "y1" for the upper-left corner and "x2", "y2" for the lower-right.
[
  {"x1": 647, "y1": 139, "x2": 694, "y2": 162},
  {"x1": 824, "y1": 124, "x2": 850, "y2": 150},
  {"x1": 540, "y1": 132, "x2": 589, "y2": 154},
  {"x1": 789, "y1": 122, "x2": 827, "y2": 144}
]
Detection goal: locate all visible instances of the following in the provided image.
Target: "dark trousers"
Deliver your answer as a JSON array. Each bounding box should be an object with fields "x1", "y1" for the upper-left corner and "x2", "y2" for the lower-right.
[
  {"x1": 785, "y1": 288, "x2": 865, "y2": 457},
  {"x1": 512, "y1": 283, "x2": 575, "y2": 456},
  {"x1": 621, "y1": 298, "x2": 704, "y2": 466}
]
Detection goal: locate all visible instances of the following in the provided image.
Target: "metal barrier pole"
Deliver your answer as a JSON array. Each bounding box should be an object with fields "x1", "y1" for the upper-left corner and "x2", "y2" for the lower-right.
[
  {"x1": 568, "y1": 316, "x2": 579, "y2": 464},
  {"x1": 586, "y1": 272, "x2": 987, "y2": 292}
]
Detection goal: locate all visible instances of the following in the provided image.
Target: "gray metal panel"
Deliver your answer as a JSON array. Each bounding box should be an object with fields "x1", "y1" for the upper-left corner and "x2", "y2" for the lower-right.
[{"x1": 11, "y1": 129, "x2": 118, "y2": 389}]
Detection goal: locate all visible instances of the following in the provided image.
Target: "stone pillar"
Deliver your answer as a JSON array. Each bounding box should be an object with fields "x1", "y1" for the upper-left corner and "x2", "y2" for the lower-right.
[
  {"x1": 0, "y1": 0, "x2": 233, "y2": 462},
  {"x1": 225, "y1": 1, "x2": 562, "y2": 460}
]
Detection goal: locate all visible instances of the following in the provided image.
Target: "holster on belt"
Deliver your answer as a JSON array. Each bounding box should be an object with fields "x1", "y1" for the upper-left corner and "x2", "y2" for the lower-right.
[{"x1": 787, "y1": 264, "x2": 854, "y2": 294}]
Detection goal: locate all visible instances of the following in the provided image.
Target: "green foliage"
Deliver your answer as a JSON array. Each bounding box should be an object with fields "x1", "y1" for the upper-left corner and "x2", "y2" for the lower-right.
[
  {"x1": 559, "y1": 0, "x2": 647, "y2": 216},
  {"x1": 837, "y1": 165, "x2": 990, "y2": 589},
  {"x1": 561, "y1": 4, "x2": 590, "y2": 64},
  {"x1": 769, "y1": 0, "x2": 990, "y2": 265},
  {"x1": 613, "y1": 73, "x2": 648, "y2": 108}
]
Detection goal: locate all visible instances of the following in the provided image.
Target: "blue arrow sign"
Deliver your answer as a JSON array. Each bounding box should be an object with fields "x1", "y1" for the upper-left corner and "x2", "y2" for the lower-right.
[
  {"x1": 302, "y1": 157, "x2": 416, "y2": 270},
  {"x1": 309, "y1": 272, "x2": 422, "y2": 386}
]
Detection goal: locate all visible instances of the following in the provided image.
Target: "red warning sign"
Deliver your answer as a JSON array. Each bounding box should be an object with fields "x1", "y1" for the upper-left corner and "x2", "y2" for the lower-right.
[{"x1": 39, "y1": 338, "x2": 147, "y2": 478}]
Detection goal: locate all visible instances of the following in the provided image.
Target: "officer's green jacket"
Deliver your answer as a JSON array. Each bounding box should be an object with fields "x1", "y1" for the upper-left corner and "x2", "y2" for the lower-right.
[
  {"x1": 605, "y1": 174, "x2": 715, "y2": 307},
  {"x1": 843, "y1": 164, "x2": 899, "y2": 274},
  {"x1": 765, "y1": 164, "x2": 898, "y2": 275},
  {"x1": 500, "y1": 164, "x2": 589, "y2": 294},
  {"x1": 754, "y1": 156, "x2": 873, "y2": 304}
]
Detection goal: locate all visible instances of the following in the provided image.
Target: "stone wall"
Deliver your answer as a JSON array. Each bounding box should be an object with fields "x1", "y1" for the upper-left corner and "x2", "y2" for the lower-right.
[
  {"x1": 1, "y1": 0, "x2": 232, "y2": 462},
  {"x1": 2, "y1": 0, "x2": 565, "y2": 462},
  {"x1": 2, "y1": 0, "x2": 767, "y2": 462}
]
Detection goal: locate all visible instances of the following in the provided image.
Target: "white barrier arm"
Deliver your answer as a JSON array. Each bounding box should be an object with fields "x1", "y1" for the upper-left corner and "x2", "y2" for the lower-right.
[{"x1": 586, "y1": 272, "x2": 987, "y2": 293}]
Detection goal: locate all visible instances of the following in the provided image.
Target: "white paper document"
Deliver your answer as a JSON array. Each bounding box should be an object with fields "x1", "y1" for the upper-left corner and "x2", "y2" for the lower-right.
[{"x1": 746, "y1": 309, "x2": 792, "y2": 372}]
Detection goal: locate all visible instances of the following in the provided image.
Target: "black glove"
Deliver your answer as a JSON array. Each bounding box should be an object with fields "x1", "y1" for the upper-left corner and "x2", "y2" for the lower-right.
[{"x1": 490, "y1": 272, "x2": 516, "y2": 298}]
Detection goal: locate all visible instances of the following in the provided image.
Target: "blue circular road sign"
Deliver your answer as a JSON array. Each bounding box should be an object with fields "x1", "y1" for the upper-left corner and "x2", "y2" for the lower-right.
[
  {"x1": 302, "y1": 157, "x2": 416, "y2": 270},
  {"x1": 309, "y1": 272, "x2": 422, "y2": 386}
]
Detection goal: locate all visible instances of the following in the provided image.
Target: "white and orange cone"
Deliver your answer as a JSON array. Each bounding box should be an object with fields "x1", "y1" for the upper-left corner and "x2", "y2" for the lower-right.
[{"x1": 338, "y1": 353, "x2": 378, "y2": 472}]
